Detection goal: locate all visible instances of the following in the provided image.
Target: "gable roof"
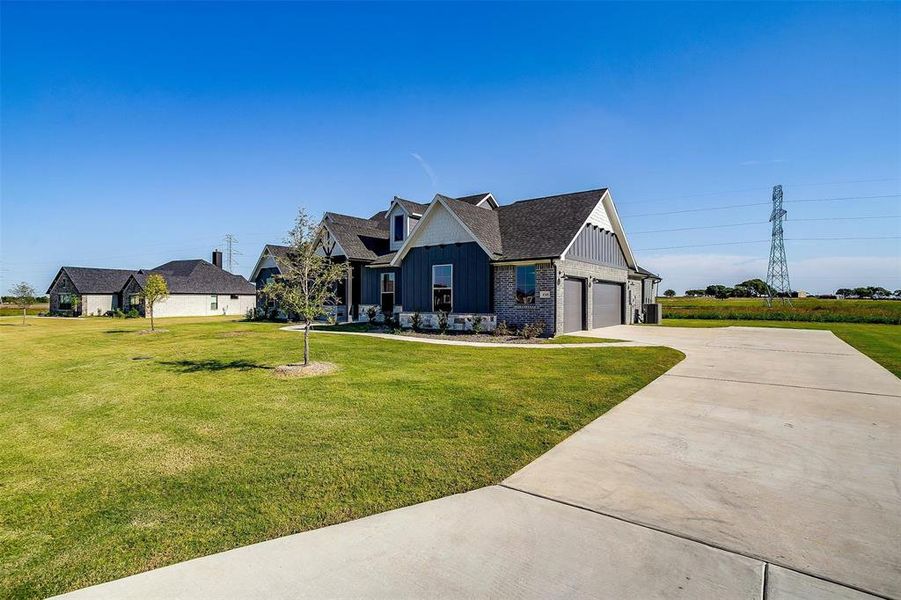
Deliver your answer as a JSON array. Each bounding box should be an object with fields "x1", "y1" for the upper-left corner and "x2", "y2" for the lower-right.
[
  {"x1": 439, "y1": 195, "x2": 503, "y2": 256},
  {"x1": 496, "y1": 189, "x2": 607, "y2": 261},
  {"x1": 455, "y1": 192, "x2": 498, "y2": 209},
  {"x1": 131, "y1": 260, "x2": 255, "y2": 295},
  {"x1": 322, "y1": 212, "x2": 390, "y2": 262},
  {"x1": 390, "y1": 196, "x2": 428, "y2": 217},
  {"x1": 47, "y1": 266, "x2": 136, "y2": 294}
]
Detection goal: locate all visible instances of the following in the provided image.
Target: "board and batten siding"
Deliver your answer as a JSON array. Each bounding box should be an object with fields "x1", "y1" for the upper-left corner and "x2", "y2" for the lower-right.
[
  {"x1": 400, "y1": 242, "x2": 490, "y2": 313},
  {"x1": 361, "y1": 266, "x2": 402, "y2": 305},
  {"x1": 565, "y1": 224, "x2": 628, "y2": 269}
]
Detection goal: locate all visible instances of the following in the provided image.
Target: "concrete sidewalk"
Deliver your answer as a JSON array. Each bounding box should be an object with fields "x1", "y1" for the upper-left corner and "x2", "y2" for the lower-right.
[{"x1": 56, "y1": 326, "x2": 899, "y2": 599}]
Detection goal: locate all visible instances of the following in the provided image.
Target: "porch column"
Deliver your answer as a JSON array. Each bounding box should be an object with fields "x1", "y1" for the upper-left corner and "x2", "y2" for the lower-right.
[{"x1": 346, "y1": 263, "x2": 353, "y2": 323}]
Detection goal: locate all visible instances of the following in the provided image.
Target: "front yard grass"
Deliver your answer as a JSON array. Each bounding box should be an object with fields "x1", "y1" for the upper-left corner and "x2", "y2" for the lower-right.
[
  {"x1": 660, "y1": 318, "x2": 900, "y2": 377},
  {"x1": 0, "y1": 316, "x2": 682, "y2": 598}
]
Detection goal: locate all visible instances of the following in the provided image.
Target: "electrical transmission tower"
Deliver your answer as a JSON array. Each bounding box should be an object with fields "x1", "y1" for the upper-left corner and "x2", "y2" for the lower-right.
[
  {"x1": 765, "y1": 185, "x2": 791, "y2": 306},
  {"x1": 223, "y1": 234, "x2": 241, "y2": 273}
]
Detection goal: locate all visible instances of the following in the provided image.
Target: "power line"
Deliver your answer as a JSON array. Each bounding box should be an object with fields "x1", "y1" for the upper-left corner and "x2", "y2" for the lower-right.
[
  {"x1": 223, "y1": 234, "x2": 241, "y2": 273},
  {"x1": 630, "y1": 214, "x2": 901, "y2": 235},
  {"x1": 635, "y1": 236, "x2": 901, "y2": 252},
  {"x1": 619, "y1": 177, "x2": 899, "y2": 205},
  {"x1": 620, "y1": 194, "x2": 901, "y2": 219}
]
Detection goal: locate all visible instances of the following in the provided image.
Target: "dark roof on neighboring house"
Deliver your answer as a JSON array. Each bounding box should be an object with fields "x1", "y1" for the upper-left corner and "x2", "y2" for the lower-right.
[
  {"x1": 48, "y1": 266, "x2": 136, "y2": 294},
  {"x1": 369, "y1": 210, "x2": 388, "y2": 220},
  {"x1": 323, "y1": 212, "x2": 390, "y2": 262},
  {"x1": 262, "y1": 244, "x2": 292, "y2": 272},
  {"x1": 132, "y1": 260, "x2": 255, "y2": 295},
  {"x1": 393, "y1": 196, "x2": 428, "y2": 217},
  {"x1": 635, "y1": 265, "x2": 661, "y2": 280},
  {"x1": 455, "y1": 193, "x2": 492, "y2": 206},
  {"x1": 495, "y1": 189, "x2": 608, "y2": 261}
]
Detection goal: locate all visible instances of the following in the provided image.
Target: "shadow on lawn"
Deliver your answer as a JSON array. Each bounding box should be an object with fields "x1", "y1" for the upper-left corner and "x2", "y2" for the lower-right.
[{"x1": 159, "y1": 359, "x2": 273, "y2": 373}]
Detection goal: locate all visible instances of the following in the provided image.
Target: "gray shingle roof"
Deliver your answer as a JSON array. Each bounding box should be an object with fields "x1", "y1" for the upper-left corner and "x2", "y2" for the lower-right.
[
  {"x1": 323, "y1": 213, "x2": 390, "y2": 262},
  {"x1": 49, "y1": 267, "x2": 136, "y2": 294},
  {"x1": 393, "y1": 197, "x2": 428, "y2": 216},
  {"x1": 496, "y1": 189, "x2": 608, "y2": 261},
  {"x1": 133, "y1": 260, "x2": 255, "y2": 295},
  {"x1": 263, "y1": 244, "x2": 292, "y2": 272},
  {"x1": 636, "y1": 265, "x2": 661, "y2": 280},
  {"x1": 455, "y1": 193, "x2": 492, "y2": 206},
  {"x1": 438, "y1": 195, "x2": 503, "y2": 257}
]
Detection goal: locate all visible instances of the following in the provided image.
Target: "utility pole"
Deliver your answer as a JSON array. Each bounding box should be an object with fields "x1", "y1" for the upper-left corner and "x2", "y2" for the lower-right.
[
  {"x1": 223, "y1": 234, "x2": 241, "y2": 273},
  {"x1": 765, "y1": 185, "x2": 792, "y2": 307}
]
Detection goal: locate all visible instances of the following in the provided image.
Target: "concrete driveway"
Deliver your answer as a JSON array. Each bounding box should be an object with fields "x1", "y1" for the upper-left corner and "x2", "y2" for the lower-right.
[{"x1": 56, "y1": 326, "x2": 899, "y2": 600}]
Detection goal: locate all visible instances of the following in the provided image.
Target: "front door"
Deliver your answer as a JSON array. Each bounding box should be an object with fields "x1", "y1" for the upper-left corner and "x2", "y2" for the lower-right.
[{"x1": 380, "y1": 272, "x2": 395, "y2": 315}]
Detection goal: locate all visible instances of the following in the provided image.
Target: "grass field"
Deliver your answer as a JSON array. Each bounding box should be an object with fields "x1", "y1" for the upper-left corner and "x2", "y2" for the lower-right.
[
  {"x1": 0, "y1": 303, "x2": 48, "y2": 317},
  {"x1": 658, "y1": 296, "x2": 901, "y2": 324},
  {"x1": 0, "y1": 316, "x2": 681, "y2": 598},
  {"x1": 660, "y1": 318, "x2": 900, "y2": 377}
]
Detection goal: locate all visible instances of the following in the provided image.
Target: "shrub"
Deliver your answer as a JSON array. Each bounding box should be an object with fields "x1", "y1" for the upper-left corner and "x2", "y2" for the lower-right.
[
  {"x1": 520, "y1": 320, "x2": 546, "y2": 339},
  {"x1": 114, "y1": 309, "x2": 126, "y2": 319},
  {"x1": 411, "y1": 311, "x2": 422, "y2": 332},
  {"x1": 381, "y1": 309, "x2": 394, "y2": 328},
  {"x1": 493, "y1": 320, "x2": 511, "y2": 336},
  {"x1": 366, "y1": 306, "x2": 378, "y2": 323},
  {"x1": 471, "y1": 315, "x2": 484, "y2": 334},
  {"x1": 437, "y1": 311, "x2": 449, "y2": 334},
  {"x1": 126, "y1": 309, "x2": 139, "y2": 319}
]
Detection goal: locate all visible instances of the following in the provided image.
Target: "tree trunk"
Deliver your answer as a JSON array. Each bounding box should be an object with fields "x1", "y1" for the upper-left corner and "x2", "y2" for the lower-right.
[
  {"x1": 150, "y1": 304, "x2": 154, "y2": 331},
  {"x1": 303, "y1": 320, "x2": 310, "y2": 366},
  {"x1": 22, "y1": 307, "x2": 26, "y2": 326}
]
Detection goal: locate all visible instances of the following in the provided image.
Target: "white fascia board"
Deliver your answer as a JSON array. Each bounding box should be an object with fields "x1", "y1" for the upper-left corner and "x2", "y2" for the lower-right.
[
  {"x1": 559, "y1": 189, "x2": 637, "y2": 270},
  {"x1": 249, "y1": 245, "x2": 278, "y2": 283},
  {"x1": 476, "y1": 193, "x2": 499, "y2": 209}
]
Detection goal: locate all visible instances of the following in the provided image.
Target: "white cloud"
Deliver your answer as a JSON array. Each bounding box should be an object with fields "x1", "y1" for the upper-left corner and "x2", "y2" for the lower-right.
[
  {"x1": 645, "y1": 253, "x2": 901, "y2": 294},
  {"x1": 410, "y1": 152, "x2": 438, "y2": 190}
]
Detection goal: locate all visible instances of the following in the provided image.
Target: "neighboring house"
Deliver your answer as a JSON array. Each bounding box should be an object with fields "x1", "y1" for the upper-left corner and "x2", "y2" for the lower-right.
[
  {"x1": 47, "y1": 251, "x2": 256, "y2": 318},
  {"x1": 251, "y1": 188, "x2": 661, "y2": 335},
  {"x1": 122, "y1": 255, "x2": 256, "y2": 318},
  {"x1": 46, "y1": 267, "x2": 135, "y2": 316}
]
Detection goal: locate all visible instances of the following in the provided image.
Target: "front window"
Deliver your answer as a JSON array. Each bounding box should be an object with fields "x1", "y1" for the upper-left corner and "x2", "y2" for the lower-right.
[
  {"x1": 59, "y1": 293, "x2": 72, "y2": 310},
  {"x1": 129, "y1": 294, "x2": 141, "y2": 306},
  {"x1": 380, "y1": 272, "x2": 395, "y2": 313},
  {"x1": 432, "y1": 264, "x2": 453, "y2": 312},
  {"x1": 515, "y1": 265, "x2": 536, "y2": 304},
  {"x1": 210, "y1": 294, "x2": 218, "y2": 310},
  {"x1": 393, "y1": 214, "x2": 404, "y2": 242}
]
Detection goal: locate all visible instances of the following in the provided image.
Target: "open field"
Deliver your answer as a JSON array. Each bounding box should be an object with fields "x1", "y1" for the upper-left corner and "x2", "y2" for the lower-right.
[
  {"x1": 0, "y1": 303, "x2": 48, "y2": 317},
  {"x1": 660, "y1": 318, "x2": 900, "y2": 377},
  {"x1": 0, "y1": 316, "x2": 681, "y2": 598},
  {"x1": 658, "y1": 296, "x2": 901, "y2": 324}
]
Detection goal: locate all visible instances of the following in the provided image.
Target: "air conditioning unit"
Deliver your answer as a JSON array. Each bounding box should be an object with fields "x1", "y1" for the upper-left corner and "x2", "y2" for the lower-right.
[{"x1": 643, "y1": 303, "x2": 662, "y2": 324}]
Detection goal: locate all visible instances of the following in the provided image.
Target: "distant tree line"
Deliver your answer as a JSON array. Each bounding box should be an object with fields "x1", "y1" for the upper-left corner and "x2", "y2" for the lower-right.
[
  {"x1": 2, "y1": 294, "x2": 48, "y2": 303},
  {"x1": 662, "y1": 281, "x2": 900, "y2": 299}
]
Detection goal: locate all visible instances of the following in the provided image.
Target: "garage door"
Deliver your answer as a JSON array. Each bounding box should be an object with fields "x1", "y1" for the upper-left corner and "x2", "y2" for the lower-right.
[
  {"x1": 563, "y1": 278, "x2": 585, "y2": 333},
  {"x1": 592, "y1": 281, "x2": 623, "y2": 328}
]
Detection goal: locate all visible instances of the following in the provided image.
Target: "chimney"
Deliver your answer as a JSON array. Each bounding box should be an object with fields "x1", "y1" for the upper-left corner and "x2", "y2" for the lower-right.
[{"x1": 212, "y1": 250, "x2": 223, "y2": 269}]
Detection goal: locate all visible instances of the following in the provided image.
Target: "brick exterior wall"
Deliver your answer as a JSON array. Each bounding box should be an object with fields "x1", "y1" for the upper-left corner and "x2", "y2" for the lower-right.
[
  {"x1": 48, "y1": 271, "x2": 80, "y2": 315},
  {"x1": 121, "y1": 277, "x2": 146, "y2": 316},
  {"x1": 553, "y1": 258, "x2": 633, "y2": 335},
  {"x1": 493, "y1": 263, "x2": 555, "y2": 335}
]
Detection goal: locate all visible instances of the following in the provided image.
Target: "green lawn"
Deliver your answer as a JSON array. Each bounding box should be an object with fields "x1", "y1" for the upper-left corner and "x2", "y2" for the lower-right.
[
  {"x1": 660, "y1": 318, "x2": 900, "y2": 377},
  {"x1": 0, "y1": 316, "x2": 682, "y2": 598},
  {"x1": 658, "y1": 296, "x2": 900, "y2": 324}
]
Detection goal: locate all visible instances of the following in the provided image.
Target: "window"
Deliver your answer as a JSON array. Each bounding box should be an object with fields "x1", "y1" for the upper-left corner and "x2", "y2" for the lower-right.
[
  {"x1": 380, "y1": 272, "x2": 395, "y2": 312},
  {"x1": 393, "y1": 214, "x2": 405, "y2": 242},
  {"x1": 515, "y1": 265, "x2": 536, "y2": 304},
  {"x1": 129, "y1": 294, "x2": 141, "y2": 306},
  {"x1": 59, "y1": 293, "x2": 72, "y2": 310},
  {"x1": 432, "y1": 264, "x2": 453, "y2": 312},
  {"x1": 210, "y1": 294, "x2": 218, "y2": 310},
  {"x1": 230, "y1": 294, "x2": 239, "y2": 300}
]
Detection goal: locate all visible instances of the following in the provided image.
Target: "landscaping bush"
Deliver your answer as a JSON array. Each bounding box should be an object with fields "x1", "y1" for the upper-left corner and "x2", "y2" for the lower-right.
[
  {"x1": 410, "y1": 311, "x2": 422, "y2": 332},
  {"x1": 366, "y1": 306, "x2": 378, "y2": 324},
  {"x1": 381, "y1": 309, "x2": 394, "y2": 328},
  {"x1": 470, "y1": 314, "x2": 484, "y2": 334},
  {"x1": 493, "y1": 320, "x2": 511, "y2": 336},
  {"x1": 520, "y1": 320, "x2": 546, "y2": 339},
  {"x1": 126, "y1": 309, "x2": 139, "y2": 319},
  {"x1": 437, "y1": 311, "x2": 449, "y2": 334}
]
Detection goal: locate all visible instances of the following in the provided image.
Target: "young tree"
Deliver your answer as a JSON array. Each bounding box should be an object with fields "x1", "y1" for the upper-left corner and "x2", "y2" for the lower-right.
[
  {"x1": 8, "y1": 282, "x2": 36, "y2": 325},
  {"x1": 140, "y1": 274, "x2": 169, "y2": 331},
  {"x1": 263, "y1": 208, "x2": 347, "y2": 366},
  {"x1": 663, "y1": 289, "x2": 676, "y2": 297}
]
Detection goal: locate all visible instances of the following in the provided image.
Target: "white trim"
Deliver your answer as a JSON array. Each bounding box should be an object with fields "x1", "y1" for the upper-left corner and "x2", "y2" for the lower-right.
[
  {"x1": 249, "y1": 245, "x2": 279, "y2": 283},
  {"x1": 475, "y1": 193, "x2": 499, "y2": 209},
  {"x1": 390, "y1": 195, "x2": 495, "y2": 266},
  {"x1": 387, "y1": 197, "x2": 424, "y2": 218},
  {"x1": 431, "y1": 263, "x2": 453, "y2": 312},
  {"x1": 559, "y1": 189, "x2": 637, "y2": 270}
]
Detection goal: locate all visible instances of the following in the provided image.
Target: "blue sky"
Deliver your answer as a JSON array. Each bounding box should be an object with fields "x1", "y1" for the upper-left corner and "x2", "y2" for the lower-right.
[{"x1": 2, "y1": 1, "x2": 899, "y2": 294}]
